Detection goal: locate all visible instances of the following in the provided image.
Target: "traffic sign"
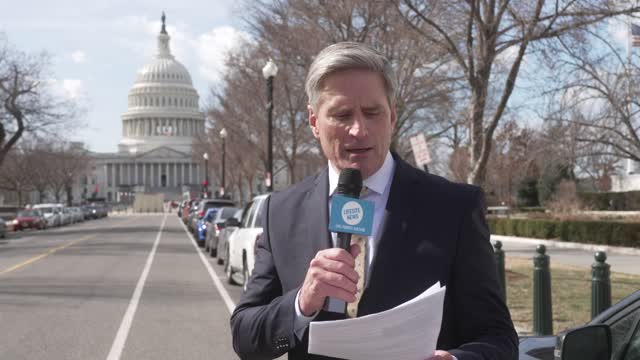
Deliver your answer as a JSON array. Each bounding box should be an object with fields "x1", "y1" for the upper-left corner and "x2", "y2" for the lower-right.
[{"x1": 410, "y1": 133, "x2": 431, "y2": 167}]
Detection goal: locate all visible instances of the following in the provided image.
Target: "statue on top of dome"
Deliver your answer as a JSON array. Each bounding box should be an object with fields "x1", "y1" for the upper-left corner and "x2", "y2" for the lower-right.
[{"x1": 161, "y1": 12, "x2": 167, "y2": 34}]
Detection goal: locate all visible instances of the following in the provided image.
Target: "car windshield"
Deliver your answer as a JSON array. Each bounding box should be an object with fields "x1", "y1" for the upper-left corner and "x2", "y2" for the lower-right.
[
  {"x1": 17, "y1": 211, "x2": 37, "y2": 217},
  {"x1": 220, "y1": 207, "x2": 238, "y2": 219},
  {"x1": 203, "y1": 202, "x2": 234, "y2": 212},
  {"x1": 205, "y1": 209, "x2": 218, "y2": 221},
  {"x1": 37, "y1": 207, "x2": 53, "y2": 214}
]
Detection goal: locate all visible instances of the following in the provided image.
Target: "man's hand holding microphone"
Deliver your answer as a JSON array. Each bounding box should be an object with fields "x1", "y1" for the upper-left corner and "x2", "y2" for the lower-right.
[{"x1": 299, "y1": 168, "x2": 363, "y2": 317}]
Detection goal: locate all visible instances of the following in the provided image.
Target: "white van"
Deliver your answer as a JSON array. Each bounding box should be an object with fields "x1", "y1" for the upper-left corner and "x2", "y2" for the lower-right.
[
  {"x1": 33, "y1": 203, "x2": 62, "y2": 227},
  {"x1": 225, "y1": 194, "x2": 269, "y2": 288}
]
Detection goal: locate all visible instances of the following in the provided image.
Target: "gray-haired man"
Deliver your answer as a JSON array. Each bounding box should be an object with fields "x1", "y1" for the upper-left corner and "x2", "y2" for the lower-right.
[{"x1": 231, "y1": 42, "x2": 518, "y2": 360}]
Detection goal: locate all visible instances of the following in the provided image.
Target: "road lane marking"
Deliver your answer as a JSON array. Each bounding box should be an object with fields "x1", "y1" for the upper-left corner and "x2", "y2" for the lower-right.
[
  {"x1": 106, "y1": 213, "x2": 167, "y2": 360},
  {"x1": 0, "y1": 217, "x2": 139, "y2": 276},
  {"x1": 179, "y1": 218, "x2": 236, "y2": 314},
  {"x1": 0, "y1": 235, "x2": 93, "y2": 275}
]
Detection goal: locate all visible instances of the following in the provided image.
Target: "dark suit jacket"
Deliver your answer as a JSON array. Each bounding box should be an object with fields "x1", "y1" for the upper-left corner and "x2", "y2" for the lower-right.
[{"x1": 231, "y1": 155, "x2": 518, "y2": 360}]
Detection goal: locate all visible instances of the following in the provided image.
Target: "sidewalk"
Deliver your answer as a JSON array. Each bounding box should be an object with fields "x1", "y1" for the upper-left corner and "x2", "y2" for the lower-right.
[{"x1": 492, "y1": 235, "x2": 640, "y2": 275}]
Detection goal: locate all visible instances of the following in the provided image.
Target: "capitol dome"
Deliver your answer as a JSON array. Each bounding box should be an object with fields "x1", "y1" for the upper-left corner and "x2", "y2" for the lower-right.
[
  {"x1": 135, "y1": 57, "x2": 193, "y2": 86},
  {"x1": 119, "y1": 13, "x2": 205, "y2": 155}
]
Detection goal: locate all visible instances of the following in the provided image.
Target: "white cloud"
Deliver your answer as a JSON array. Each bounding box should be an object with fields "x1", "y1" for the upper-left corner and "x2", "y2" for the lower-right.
[
  {"x1": 113, "y1": 15, "x2": 194, "y2": 62},
  {"x1": 196, "y1": 26, "x2": 250, "y2": 83},
  {"x1": 46, "y1": 79, "x2": 85, "y2": 99},
  {"x1": 608, "y1": 17, "x2": 629, "y2": 51},
  {"x1": 71, "y1": 50, "x2": 86, "y2": 63},
  {"x1": 113, "y1": 15, "x2": 250, "y2": 85},
  {"x1": 63, "y1": 79, "x2": 84, "y2": 98}
]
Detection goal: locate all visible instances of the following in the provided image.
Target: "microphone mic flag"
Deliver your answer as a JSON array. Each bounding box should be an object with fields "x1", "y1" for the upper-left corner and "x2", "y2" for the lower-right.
[{"x1": 335, "y1": 168, "x2": 362, "y2": 251}]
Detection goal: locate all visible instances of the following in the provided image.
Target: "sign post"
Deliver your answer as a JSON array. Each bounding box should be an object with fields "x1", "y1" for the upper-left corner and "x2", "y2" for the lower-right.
[{"x1": 410, "y1": 133, "x2": 432, "y2": 173}]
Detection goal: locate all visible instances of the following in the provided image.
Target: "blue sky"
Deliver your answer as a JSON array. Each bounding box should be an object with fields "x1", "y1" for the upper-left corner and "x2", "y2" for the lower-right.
[
  {"x1": 0, "y1": 0, "x2": 248, "y2": 153},
  {"x1": 2, "y1": 2, "x2": 634, "y2": 155}
]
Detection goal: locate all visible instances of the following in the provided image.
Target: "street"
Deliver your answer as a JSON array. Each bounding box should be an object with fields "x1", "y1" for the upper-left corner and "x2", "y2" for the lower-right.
[
  {"x1": 0, "y1": 214, "x2": 244, "y2": 360},
  {"x1": 495, "y1": 236, "x2": 640, "y2": 275},
  {"x1": 2, "y1": 214, "x2": 638, "y2": 360}
]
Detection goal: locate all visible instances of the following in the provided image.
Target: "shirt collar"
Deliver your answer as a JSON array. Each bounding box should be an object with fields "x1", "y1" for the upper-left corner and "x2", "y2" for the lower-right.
[{"x1": 328, "y1": 151, "x2": 395, "y2": 196}]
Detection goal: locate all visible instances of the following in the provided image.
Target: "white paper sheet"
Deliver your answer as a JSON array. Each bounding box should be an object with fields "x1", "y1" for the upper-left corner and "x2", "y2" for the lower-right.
[{"x1": 308, "y1": 282, "x2": 446, "y2": 360}]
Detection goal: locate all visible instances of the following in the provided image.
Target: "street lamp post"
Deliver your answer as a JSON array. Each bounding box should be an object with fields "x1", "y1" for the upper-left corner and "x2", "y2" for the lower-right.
[
  {"x1": 220, "y1": 128, "x2": 228, "y2": 198},
  {"x1": 262, "y1": 58, "x2": 278, "y2": 192},
  {"x1": 203, "y1": 152, "x2": 209, "y2": 198}
]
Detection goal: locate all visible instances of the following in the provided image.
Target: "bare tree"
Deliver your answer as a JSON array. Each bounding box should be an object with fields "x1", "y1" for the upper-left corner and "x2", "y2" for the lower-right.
[
  {"x1": 542, "y1": 25, "x2": 640, "y2": 160},
  {"x1": 40, "y1": 142, "x2": 90, "y2": 205},
  {"x1": 398, "y1": 0, "x2": 640, "y2": 186},
  {"x1": 0, "y1": 33, "x2": 78, "y2": 167},
  {"x1": 0, "y1": 146, "x2": 33, "y2": 206},
  {"x1": 221, "y1": 0, "x2": 459, "y2": 185},
  {"x1": 483, "y1": 120, "x2": 547, "y2": 204}
]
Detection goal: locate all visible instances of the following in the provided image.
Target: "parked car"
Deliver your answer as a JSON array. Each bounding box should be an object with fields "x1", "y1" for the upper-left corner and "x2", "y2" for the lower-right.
[
  {"x1": 225, "y1": 194, "x2": 269, "y2": 287},
  {"x1": 81, "y1": 205, "x2": 93, "y2": 220},
  {"x1": 195, "y1": 208, "x2": 218, "y2": 247},
  {"x1": 69, "y1": 207, "x2": 84, "y2": 223},
  {"x1": 181, "y1": 199, "x2": 196, "y2": 224},
  {"x1": 206, "y1": 207, "x2": 241, "y2": 258},
  {"x1": 188, "y1": 199, "x2": 236, "y2": 234},
  {"x1": 214, "y1": 209, "x2": 243, "y2": 264},
  {"x1": 519, "y1": 289, "x2": 640, "y2": 359},
  {"x1": 93, "y1": 204, "x2": 109, "y2": 218},
  {"x1": 177, "y1": 200, "x2": 187, "y2": 217},
  {"x1": 85, "y1": 205, "x2": 99, "y2": 219},
  {"x1": 11, "y1": 209, "x2": 47, "y2": 231},
  {"x1": 32, "y1": 204, "x2": 61, "y2": 227},
  {"x1": 58, "y1": 207, "x2": 73, "y2": 226},
  {"x1": 0, "y1": 217, "x2": 6, "y2": 238}
]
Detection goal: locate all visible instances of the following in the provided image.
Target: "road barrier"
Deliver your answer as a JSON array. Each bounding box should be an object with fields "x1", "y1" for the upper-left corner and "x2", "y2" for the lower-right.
[
  {"x1": 591, "y1": 251, "x2": 611, "y2": 318},
  {"x1": 493, "y1": 240, "x2": 506, "y2": 301},
  {"x1": 533, "y1": 245, "x2": 553, "y2": 335},
  {"x1": 496, "y1": 242, "x2": 613, "y2": 334}
]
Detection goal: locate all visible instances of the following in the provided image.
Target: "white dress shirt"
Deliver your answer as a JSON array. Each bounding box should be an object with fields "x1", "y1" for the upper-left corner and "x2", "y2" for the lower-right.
[{"x1": 293, "y1": 152, "x2": 395, "y2": 337}]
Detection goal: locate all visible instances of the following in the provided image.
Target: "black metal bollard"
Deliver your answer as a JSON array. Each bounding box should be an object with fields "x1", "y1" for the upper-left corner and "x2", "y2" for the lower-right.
[
  {"x1": 493, "y1": 240, "x2": 506, "y2": 301},
  {"x1": 591, "y1": 251, "x2": 611, "y2": 318},
  {"x1": 533, "y1": 244, "x2": 553, "y2": 335}
]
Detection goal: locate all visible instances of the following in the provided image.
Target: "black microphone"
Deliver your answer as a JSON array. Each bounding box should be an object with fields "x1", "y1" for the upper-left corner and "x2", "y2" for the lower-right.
[{"x1": 335, "y1": 168, "x2": 363, "y2": 251}]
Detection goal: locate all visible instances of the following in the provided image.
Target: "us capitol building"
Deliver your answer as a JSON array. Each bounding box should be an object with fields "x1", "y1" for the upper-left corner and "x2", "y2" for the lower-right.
[{"x1": 84, "y1": 14, "x2": 205, "y2": 203}]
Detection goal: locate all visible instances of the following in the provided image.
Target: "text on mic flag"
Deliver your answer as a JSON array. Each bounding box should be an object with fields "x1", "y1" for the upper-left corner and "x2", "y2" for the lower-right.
[{"x1": 329, "y1": 195, "x2": 374, "y2": 236}]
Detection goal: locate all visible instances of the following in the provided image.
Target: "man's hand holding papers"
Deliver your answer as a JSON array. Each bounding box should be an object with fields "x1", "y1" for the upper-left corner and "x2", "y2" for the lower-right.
[{"x1": 308, "y1": 282, "x2": 446, "y2": 360}]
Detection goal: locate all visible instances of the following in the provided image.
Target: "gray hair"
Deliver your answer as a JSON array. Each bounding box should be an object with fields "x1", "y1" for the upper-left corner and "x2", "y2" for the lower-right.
[{"x1": 305, "y1": 42, "x2": 396, "y2": 108}]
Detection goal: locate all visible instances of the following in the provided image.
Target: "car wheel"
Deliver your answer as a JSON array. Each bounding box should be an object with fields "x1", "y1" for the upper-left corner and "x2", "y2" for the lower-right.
[
  {"x1": 216, "y1": 246, "x2": 224, "y2": 265},
  {"x1": 225, "y1": 248, "x2": 237, "y2": 285}
]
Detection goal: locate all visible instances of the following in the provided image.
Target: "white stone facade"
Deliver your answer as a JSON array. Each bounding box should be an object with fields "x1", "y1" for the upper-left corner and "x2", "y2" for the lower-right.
[
  {"x1": 611, "y1": 159, "x2": 640, "y2": 192},
  {"x1": 81, "y1": 15, "x2": 204, "y2": 203}
]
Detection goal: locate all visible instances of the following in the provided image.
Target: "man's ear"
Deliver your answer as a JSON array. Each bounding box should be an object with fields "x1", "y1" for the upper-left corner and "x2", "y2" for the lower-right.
[
  {"x1": 308, "y1": 104, "x2": 320, "y2": 139},
  {"x1": 390, "y1": 105, "x2": 397, "y2": 129}
]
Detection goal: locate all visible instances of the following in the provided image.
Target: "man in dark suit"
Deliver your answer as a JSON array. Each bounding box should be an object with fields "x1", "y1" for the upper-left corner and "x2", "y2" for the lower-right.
[{"x1": 231, "y1": 42, "x2": 518, "y2": 360}]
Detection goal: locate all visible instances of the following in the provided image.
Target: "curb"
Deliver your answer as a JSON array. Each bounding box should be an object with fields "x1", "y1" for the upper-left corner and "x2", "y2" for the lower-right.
[{"x1": 491, "y1": 234, "x2": 640, "y2": 256}]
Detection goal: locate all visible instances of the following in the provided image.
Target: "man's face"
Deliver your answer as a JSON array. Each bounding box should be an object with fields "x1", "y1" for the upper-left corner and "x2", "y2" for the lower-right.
[{"x1": 308, "y1": 69, "x2": 396, "y2": 179}]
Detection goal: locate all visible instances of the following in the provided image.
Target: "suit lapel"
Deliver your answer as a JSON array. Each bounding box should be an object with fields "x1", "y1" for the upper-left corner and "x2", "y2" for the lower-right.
[
  {"x1": 360, "y1": 157, "x2": 417, "y2": 311},
  {"x1": 306, "y1": 168, "x2": 332, "y2": 253}
]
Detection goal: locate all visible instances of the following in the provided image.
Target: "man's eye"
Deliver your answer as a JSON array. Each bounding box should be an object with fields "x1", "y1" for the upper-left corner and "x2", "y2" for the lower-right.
[
  {"x1": 334, "y1": 113, "x2": 351, "y2": 120},
  {"x1": 364, "y1": 111, "x2": 380, "y2": 117}
]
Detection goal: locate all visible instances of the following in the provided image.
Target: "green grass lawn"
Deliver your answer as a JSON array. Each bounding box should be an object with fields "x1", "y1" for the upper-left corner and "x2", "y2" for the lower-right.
[{"x1": 506, "y1": 257, "x2": 640, "y2": 335}]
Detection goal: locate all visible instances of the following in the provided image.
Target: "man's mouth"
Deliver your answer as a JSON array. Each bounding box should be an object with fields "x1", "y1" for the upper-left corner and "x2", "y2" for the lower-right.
[{"x1": 346, "y1": 147, "x2": 373, "y2": 154}]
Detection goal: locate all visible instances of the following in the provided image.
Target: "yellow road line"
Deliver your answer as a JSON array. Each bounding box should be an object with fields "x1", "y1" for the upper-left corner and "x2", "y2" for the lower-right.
[
  {"x1": 0, "y1": 235, "x2": 93, "y2": 275},
  {"x1": 0, "y1": 217, "x2": 142, "y2": 276}
]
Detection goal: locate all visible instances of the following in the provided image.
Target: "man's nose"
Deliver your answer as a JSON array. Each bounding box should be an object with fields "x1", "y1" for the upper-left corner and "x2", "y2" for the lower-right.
[{"x1": 348, "y1": 113, "x2": 368, "y2": 138}]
